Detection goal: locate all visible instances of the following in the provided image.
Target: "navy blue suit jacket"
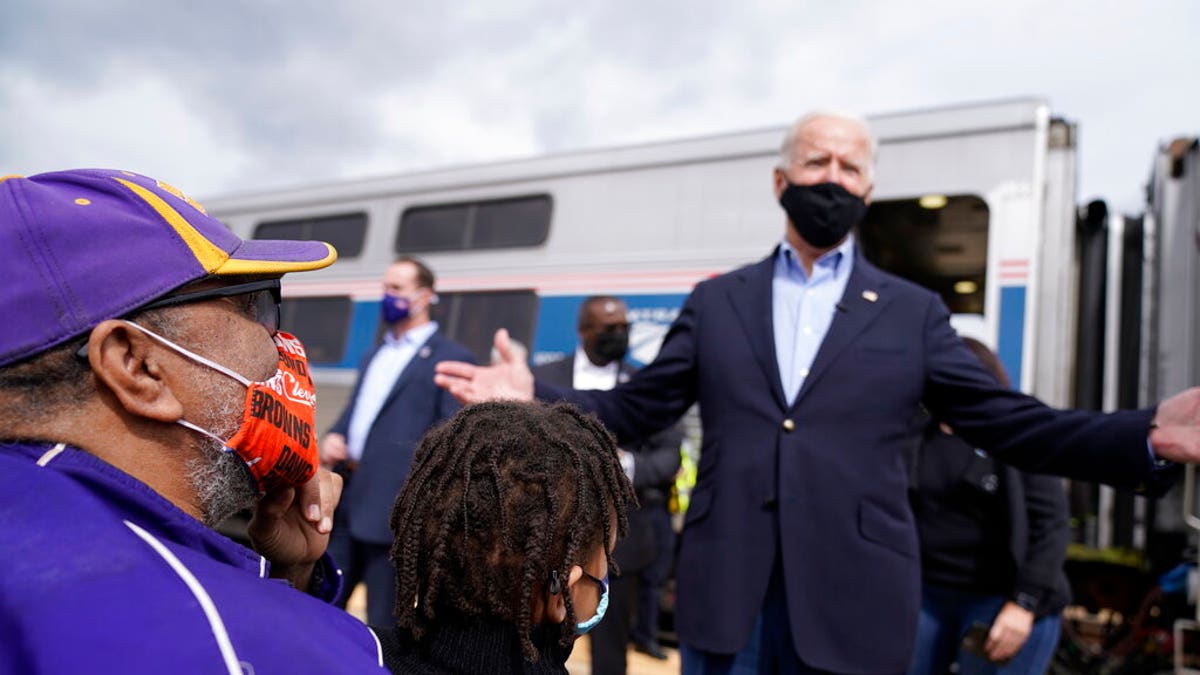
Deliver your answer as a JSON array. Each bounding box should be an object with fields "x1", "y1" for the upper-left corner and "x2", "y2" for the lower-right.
[
  {"x1": 532, "y1": 356, "x2": 682, "y2": 572},
  {"x1": 330, "y1": 331, "x2": 476, "y2": 545},
  {"x1": 537, "y1": 249, "x2": 1163, "y2": 673}
]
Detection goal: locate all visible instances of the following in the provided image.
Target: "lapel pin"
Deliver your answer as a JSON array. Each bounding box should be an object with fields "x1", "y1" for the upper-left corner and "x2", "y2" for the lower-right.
[
  {"x1": 862, "y1": 290, "x2": 878, "y2": 303},
  {"x1": 419, "y1": 346, "x2": 432, "y2": 358}
]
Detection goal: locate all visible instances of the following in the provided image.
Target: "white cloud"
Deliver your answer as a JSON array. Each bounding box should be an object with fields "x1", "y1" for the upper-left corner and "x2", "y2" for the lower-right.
[
  {"x1": 1, "y1": 0, "x2": 1196, "y2": 209},
  {"x1": 0, "y1": 64, "x2": 251, "y2": 194}
]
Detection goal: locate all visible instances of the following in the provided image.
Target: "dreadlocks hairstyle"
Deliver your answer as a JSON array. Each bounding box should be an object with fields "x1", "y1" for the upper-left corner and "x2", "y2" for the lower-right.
[{"x1": 389, "y1": 400, "x2": 636, "y2": 661}]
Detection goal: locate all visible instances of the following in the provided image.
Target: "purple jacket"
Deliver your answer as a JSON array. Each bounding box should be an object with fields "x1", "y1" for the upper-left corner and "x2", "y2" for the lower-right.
[{"x1": 0, "y1": 442, "x2": 386, "y2": 674}]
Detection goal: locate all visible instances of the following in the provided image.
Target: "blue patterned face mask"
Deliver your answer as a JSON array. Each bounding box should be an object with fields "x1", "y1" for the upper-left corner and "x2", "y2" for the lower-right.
[
  {"x1": 574, "y1": 571, "x2": 610, "y2": 635},
  {"x1": 381, "y1": 293, "x2": 411, "y2": 324}
]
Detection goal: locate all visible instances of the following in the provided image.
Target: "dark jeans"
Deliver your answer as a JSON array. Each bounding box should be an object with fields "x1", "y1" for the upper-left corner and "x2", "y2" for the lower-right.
[
  {"x1": 328, "y1": 517, "x2": 396, "y2": 627},
  {"x1": 632, "y1": 506, "x2": 675, "y2": 646},
  {"x1": 906, "y1": 583, "x2": 1061, "y2": 675}
]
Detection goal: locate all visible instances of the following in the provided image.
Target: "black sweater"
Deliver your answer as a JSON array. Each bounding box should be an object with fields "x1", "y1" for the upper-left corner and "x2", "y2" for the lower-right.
[
  {"x1": 375, "y1": 617, "x2": 573, "y2": 675},
  {"x1": 910, "y1": 424, "x2": 1072, "y2": 617}
]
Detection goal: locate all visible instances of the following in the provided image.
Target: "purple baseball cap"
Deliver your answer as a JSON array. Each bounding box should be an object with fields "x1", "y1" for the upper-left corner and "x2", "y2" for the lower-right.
[{"x1": 0, "y1": 168, "x2": 338, "y2": 367}]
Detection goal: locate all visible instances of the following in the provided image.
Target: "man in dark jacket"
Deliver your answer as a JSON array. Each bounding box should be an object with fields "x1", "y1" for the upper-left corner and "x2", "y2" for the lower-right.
[
  {"x1": 435, "y1": 112, "x2": 1198, "y2": 674},
  {"x1": 319, "y1": 256, "x2": 475, "y2": 625},
  {"x1": 533, "y1": 295, "x2": 682, "y2": 674}
]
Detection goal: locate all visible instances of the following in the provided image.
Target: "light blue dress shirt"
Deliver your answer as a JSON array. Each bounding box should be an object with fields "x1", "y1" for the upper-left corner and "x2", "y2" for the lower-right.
[
  {"x1": 346, "y1": 321, "x2": 439, "y2": 461},
  {"x1": 772, "y1": 236, "x2": 856, "y2": 406}
]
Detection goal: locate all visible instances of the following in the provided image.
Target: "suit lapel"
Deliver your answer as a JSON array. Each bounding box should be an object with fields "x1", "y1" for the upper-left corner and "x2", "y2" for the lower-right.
[
  {"x1": 792, "y1": 257, "x2": 893, "y2": 408},
  {"x1": 381, "y1": 332, "x2": 439, "y2": 408},
  {"x1": 727, "y1": 251, "x2": 787, "y2": 410}
]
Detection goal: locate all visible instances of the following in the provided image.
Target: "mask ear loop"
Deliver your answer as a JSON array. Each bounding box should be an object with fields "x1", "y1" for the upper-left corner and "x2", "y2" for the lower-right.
[
  {"x1": 123, "y1": 320, "x2": 252, "y2": 386},
  {"x1": 122, "y1": 320, "x2": 256, "y2": 461}
]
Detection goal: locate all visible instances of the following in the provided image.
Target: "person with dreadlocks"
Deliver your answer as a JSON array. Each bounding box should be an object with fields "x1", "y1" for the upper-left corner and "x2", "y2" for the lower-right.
[{"x1": 376, "y1": 400, "x2": 637, "y2": 674}]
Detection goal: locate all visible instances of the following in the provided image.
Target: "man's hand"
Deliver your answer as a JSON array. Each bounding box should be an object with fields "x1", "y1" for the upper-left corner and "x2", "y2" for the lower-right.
[
  {"x1": 247, "y1": 467, "x2": 342, "y2": 592},
  {"x1": 434, "y1": 328, "x2": 534, "y2": 404},
  {"x1": 1149, "y1": 387, "x2": 1200, "y2": 463},
  {"x1": 319, "y1": 432, "x2": 348, "y2": 468},
  {"x1": 984, "y1": 601, "x2": 1033, "y2": 663}
]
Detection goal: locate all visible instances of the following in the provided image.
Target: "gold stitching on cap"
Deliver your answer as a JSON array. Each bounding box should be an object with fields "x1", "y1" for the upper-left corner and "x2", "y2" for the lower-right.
[
  {"x1": 0, "y1": 175, "x2": 23, "y2": 183},
  {"x1": 111, "y1": 177, "x2": 228, "y2": 273},
  {"x1": 156, "y1": 179, "x2": 208, "y2": 215},
  {"x1": 74, "y1": 198, "x2": 91, "y2": 205}
]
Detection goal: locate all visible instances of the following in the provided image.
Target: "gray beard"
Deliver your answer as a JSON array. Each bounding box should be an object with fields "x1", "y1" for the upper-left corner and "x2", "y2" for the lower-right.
[
  {"x1": 187, "y1": 439, "x2": 259, "y2": 528},
  {"x1": 184, "y1": 384, "x2": 259, "y2": 528}
]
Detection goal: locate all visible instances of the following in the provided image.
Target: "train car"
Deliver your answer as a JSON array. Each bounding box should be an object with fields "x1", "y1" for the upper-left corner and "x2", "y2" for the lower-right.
[{"x1": 203, "y1": 98, "x2": 1081, "y2": 435}]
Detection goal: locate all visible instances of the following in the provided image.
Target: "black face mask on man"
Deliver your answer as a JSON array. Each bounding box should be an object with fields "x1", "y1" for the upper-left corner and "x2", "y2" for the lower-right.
[
  {"x1": 778, "y1": 181, "x2": 868, "y2": 249},
  {"x1": 592, "y1": 328, "x2": 629, "y2": 365}
]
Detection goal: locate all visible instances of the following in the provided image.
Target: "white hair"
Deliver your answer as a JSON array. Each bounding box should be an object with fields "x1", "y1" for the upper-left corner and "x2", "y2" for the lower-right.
[{"x1": 778, "y1": 110, "x2": 879, "y2": 177}]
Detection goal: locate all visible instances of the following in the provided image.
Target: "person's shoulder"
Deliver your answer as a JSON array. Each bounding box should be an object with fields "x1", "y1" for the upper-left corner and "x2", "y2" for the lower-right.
[
  {"x1": 374, "y1": 625, "x2": 452, "y2": 674},
  {"x1": 0, "y1": 448, "x2": 158, "y2": 602},
  {"x1": 0, "y1": 445, "x2": 114, "y2": 523},
  {"x1": 695, "y1": 251, "x2": 775, "y2": 292},
  {"x1": 531, "y1": 356, "x2": 570, "y2": 378},
  {"x1": 429, "y1": 332, "x2": 477, "y2": 362}
]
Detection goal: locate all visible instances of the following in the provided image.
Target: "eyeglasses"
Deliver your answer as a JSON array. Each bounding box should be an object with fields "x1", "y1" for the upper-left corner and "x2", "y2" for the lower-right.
[
  {"x1": 74, "y1": 279, "x2": 282, "y2": 359},
  {"x1": 138, "y1": 278, "x2": 282, "y2": 335}
]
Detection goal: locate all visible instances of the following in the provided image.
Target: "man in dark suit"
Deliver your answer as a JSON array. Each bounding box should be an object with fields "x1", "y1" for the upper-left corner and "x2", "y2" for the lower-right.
[
  {"x1": 533, "y1": 295, "x2": 683, "y2": 675},
  {"x1": 319, "y1": 256, "x2": 475, "y2": 626},
  {"x1": 434, "y1": 112, "x2": 1199, "y2": 674}
]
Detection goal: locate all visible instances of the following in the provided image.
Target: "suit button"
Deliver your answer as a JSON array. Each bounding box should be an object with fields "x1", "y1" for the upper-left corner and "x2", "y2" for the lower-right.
[
  {"x1": 782, "y1": 419, "x2": 796, "y2": 432},
  {"x1": 762, "y1": 497, "x2": 778, "y2": 510}
]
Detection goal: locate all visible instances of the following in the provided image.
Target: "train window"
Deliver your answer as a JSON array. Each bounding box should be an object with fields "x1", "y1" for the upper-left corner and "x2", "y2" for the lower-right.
[
  {"x1": 395, "y1": 204, "x2": 470, "y2": 252},
  {"x1": 431, "y1": 290, "x2": 538, "y2": 363},
  {"x1": 858, "y1": 195, "x2": 989, "y2": 314},
  {"x1": 254, "y1": 212, "x2": 367, "y2": 258},
  {"x1": 280, "y1": 296, "x2": 352, "y2": 365},
  {"x1": 396, "y1": 195, "x2": 552, "y2": 253}
]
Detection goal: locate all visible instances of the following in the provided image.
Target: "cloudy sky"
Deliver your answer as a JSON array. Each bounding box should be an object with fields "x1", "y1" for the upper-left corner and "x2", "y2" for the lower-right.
[{"x1": 2, "y1": 1, "x2": 1197, "y2": 211}]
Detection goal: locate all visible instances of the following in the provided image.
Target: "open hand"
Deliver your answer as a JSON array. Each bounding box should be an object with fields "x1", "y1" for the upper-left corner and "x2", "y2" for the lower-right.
[
  {"x1": 434, "y1": 328, "x2": 534, "y2": 404},
  {"x1": 984, "y1": 601, "x2": 1033, "y2": 663},
  {"x1": 319, "y1": 432, "x2": 348, "y2": 468},
  {"x1": 1150, "y1": 387, "x2": 1200, "y2": 463}
]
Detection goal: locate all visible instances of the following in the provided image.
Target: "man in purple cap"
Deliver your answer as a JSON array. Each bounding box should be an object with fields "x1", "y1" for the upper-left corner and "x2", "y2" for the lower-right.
[{"x1": 0, "y1": 169, "x2": 387, "y2": 673}]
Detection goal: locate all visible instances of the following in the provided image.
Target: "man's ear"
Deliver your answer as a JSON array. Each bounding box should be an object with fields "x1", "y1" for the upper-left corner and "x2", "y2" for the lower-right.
[
  {"x1": 773, "y1": 167, "x2": 788, "y2": 200},
  {"x1": 87, "y1": 320, "x2": 185, "y2": 423}
]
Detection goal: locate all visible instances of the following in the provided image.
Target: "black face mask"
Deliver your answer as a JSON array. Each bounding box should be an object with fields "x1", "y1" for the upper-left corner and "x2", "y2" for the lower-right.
[
  {"x1": 592, "y1": 329, "x2": 629, "y2": 365},
  {"x1": 778, "y1": 181, "x2": 868, "y2": 249}
]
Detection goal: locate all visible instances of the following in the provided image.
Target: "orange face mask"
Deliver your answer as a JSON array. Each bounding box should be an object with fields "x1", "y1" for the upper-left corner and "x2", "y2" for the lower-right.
[{"x1": 126, "y1": 323, "x2": 319, "y2": 493}]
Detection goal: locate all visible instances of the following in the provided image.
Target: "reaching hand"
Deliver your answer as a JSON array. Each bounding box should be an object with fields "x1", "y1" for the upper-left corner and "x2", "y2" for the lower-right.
[
  {"x1": 434, "y1": 328, "x2": 534, "y2": 404},
  {"x1": 984, "y1": 601, "x2": 1033, "y2": 663},
  {"x1": 1149, "y1": 387, "x2": 1200, "y2": 463},
  {"x1": 247, "y1": 467, "x2": 342, "y2": 591},
  {"x1": 319, "y1": 432, "x2": 348, "y2": 468}
]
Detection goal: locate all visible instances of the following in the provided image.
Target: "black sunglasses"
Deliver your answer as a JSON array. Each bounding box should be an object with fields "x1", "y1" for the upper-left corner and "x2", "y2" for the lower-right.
[
  {"x1": 75, "y1": 279, "x2": 282, "y2": 358},
  {"x1": 138, "y1": 278, "x2": 281, "y2": 334}
]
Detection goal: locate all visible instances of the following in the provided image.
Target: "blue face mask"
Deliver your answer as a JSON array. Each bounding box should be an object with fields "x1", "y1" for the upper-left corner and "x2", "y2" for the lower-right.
[
  {"x1": 574, "y1": 571, "x2": 610, "y2": 635},
  {"x1": 381, "y1": 293, "x2": 410, "y2": 324}
]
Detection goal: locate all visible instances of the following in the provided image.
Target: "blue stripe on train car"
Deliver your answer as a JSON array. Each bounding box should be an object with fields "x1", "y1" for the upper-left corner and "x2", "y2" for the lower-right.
[
  {"x1": 532, "y1": 294, "x2": 688, "y2": 368},
  {"x1": 997, "y1": 286, "x2": 1026, "y2": 389},
  {"x1": 338, "y1": 300, "x2": 384, "y2": 369}
]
